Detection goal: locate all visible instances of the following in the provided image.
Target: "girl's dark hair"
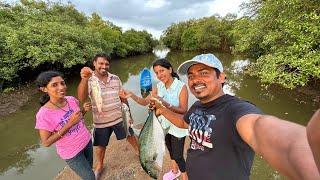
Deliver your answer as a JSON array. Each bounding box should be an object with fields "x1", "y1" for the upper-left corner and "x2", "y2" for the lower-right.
[
  {"x1": 152, "y1": 58, "x2": 180, "y2": 80},
  {"x1": 35, "y1": 71, "x2": 63, "y2": 106}
]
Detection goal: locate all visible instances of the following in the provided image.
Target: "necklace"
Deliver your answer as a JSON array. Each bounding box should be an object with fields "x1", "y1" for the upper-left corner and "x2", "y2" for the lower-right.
[{"x1": 50, "y1": 99, "x2": 71, "y2": 112}]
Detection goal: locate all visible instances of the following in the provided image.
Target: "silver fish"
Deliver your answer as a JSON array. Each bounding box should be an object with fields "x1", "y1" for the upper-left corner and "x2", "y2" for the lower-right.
[
  {"x1": 89, "y1": 76, "x2": 103, "y2": 113},
  {"x1": 121, "y1": 103, "x2": 134, "y2": 136},
  {"x1": 138, "y1": 111, "x2": 167, "y2": 179}
]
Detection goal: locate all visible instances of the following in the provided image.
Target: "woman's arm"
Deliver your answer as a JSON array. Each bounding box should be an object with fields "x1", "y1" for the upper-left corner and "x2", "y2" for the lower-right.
[
  {"x1": 159, "y1": 85, "x2": 188, "y2": 114},
  {"x1": 120, "y1": 87, "x2": 157, "y2": 106},
  {"x1": 39, "y1": 111, "x2": 82, "y2": 147}
]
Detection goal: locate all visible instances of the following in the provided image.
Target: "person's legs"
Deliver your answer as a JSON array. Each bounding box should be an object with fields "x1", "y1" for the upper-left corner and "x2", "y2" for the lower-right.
[
  {"x1": 113, "y1": 122, "x2": 127, "y2": 140},
  {"x1": 163, "y1": 135, "x2": 188, "y2": 180},
  {"x1": 165, "y1": 134, "x2": 179, "y2": 173},
  {"x1": 171, "y1": 136, "x2": 187, "y2": 180},
  {"x1": 93, "y1": 127, "x2": 112, "y2": 173},
  {"x1": 164, "y1": 134, "x2": 184, "y2": 180},
  {"x1": 126, "y1": 135, "x2": 139, "y2": 154},
  {"x1": 95, "y1": 146, "x2": 106, "y2": 172},
  {"x1": 65, "y1": 146, "x2": 95, "y2": 180},
  {"x1": 83, "y1": 140, "x2": 93, "y2": 168}
]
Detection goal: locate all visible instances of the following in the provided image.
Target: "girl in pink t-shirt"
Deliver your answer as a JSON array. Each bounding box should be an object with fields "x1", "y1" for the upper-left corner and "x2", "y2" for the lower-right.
[{"x1": 35, "y1": 71, "x2": 95, "y2": 180}]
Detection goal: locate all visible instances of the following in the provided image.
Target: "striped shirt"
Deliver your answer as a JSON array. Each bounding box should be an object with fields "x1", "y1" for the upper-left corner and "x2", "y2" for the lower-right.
[{"x1": 88, "y1": 72, "x2": 123, "y2": 128}]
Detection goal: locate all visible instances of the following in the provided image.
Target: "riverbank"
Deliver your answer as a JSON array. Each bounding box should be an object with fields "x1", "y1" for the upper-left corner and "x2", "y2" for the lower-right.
[
  {"x1": 1, "y1": 82, "x2": 318, "y2": 118},
  {"x1": 54, "y1": 135, "x2": 188, "y2": 180},
  {"x1": 0, "y1": 83, "x2": 38, "y2": 117}
]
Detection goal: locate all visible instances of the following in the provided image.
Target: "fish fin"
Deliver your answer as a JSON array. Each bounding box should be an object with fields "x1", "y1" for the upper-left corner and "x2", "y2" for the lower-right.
[{"x1": 154, "y1": 163, "x2": 162, "y2": 171}]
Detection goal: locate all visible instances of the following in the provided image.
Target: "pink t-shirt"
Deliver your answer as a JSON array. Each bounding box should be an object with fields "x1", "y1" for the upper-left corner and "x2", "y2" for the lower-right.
[{"x1": 35, "y1": 96, "x2": 91, "y2": 160}]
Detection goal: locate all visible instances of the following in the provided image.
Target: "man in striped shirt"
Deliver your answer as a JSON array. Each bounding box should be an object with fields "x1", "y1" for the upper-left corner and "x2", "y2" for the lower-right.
[{"x1": 78, "y1": 53, "x2": 138, "y2": 179}]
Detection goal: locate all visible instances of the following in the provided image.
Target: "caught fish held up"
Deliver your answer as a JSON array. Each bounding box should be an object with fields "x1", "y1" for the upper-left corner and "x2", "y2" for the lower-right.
[
  {"x1": 89, "y1": 76, "x2": 103, "y2": 113},
  {"x1": 138, "y1": 111, "x2": 167, "y2": 179}
]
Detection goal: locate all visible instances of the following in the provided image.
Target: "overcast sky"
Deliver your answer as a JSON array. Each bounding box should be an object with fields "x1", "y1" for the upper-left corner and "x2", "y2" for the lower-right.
[{"x1": 7, "y1": 0, "x2": 248, "y2": 39}]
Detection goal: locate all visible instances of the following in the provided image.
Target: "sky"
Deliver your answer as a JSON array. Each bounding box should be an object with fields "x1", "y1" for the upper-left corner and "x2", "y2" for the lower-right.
[{"x1": 7, "y1": 0, "x2": 248, "y2": 39}]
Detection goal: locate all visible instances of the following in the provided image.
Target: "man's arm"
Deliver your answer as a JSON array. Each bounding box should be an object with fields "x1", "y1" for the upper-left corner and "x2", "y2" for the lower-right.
[
  {"x1": 236, "y1": 114, "x2": 320, "y2": 179},
  {"x1": 77, "y1": 67, "x2": 92, "y2": 103},
  {"x1": 155, "y1": 104, "x2": 189, "y2": 129},
  {"x1": 307, "y1": 109, "x2": 320, "y2": 173}
]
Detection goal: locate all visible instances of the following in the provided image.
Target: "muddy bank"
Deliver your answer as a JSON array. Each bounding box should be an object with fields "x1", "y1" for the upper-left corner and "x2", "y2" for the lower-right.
[
  {"x1": 55, "y1": 135, "x2": 189, "y2": 180},
  {"x1": 297, "y1": 86, "x2": 320, "y2": 103},
  {"x1": 0, "y1": 84, "x2": 38, "y2": 117}
]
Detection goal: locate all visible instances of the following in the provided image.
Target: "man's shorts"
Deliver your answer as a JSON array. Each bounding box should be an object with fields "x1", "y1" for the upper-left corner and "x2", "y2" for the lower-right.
[{"x1": 93, "y1": 122, "x2": 126, "y2": 147}]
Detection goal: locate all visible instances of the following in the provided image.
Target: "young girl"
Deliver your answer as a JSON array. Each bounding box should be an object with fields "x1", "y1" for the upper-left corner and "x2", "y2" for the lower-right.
[
  {"x1": 35, "y1": 71, "x2": 95, "y2": 180},
  {"x1": 121, "y1": 59, "x2": 189, "y2": 180}
]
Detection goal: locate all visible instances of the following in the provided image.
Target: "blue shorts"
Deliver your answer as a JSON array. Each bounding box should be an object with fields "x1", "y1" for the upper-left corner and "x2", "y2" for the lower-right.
[{"x1": 93, "y1": 122, "x2": 126, "y2": 146}]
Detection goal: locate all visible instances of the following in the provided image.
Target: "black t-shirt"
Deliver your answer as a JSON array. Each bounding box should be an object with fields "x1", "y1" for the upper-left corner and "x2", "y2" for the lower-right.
[{"x1": 184, "y1": 94, "x2": 262, "y2": 180}]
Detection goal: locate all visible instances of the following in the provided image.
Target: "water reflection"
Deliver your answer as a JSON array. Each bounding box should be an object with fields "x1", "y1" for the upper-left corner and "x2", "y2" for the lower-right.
[{"x1": 152, "y1": 48, "x2": 170, "y2": 59}]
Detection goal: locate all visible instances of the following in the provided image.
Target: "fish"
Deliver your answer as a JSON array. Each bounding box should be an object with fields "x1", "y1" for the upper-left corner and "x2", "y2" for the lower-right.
[
  {"x1": 138, "y1": 111, "x2": 167, "y2": 179},
  {"x1": 121, "y1": 103, "x2": 135, "y2": 137},
  {"x1": 89, "y1": 76, "x2": 103, "y2": 113}
]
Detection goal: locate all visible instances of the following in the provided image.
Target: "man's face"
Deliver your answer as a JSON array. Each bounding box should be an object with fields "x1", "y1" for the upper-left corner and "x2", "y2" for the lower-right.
[
  {"x1": 187, "y1": 63, "x2": 225, "y2": 103},
  {"x1": 93, "y1": 57, "x2": 109, "y2": 76}
]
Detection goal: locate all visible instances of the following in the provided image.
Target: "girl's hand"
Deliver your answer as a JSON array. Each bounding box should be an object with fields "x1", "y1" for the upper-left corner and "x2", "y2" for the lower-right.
[
  {"x1": 68, "y1": 111, "x2": 82, "y2": 127},
  {"x1": 83, "y1": 102, "x2": 92, "y2": 112}
]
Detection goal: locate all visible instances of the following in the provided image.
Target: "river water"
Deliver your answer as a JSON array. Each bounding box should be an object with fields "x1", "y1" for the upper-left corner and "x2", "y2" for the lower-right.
[{"x1": 0, "y1": 50, "x2": 318, "y2": 180}]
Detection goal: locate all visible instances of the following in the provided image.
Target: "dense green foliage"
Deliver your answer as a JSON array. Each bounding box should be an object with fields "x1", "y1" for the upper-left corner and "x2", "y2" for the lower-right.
[
  {"x1": 235, "y1": 0, "x2": 320, "y2": 88},
  {"x1": 161, "y1": 15, "x2": 236, "y2": 52},
  {"x1": 0, "y1": 0, "x2": 157, "y2": 85},
  {"x1": 161, "y1": 0, "x2": 319, "y2": 89}
]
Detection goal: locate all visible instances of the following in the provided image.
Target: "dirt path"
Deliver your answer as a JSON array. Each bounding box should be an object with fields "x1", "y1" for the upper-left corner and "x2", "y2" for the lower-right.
[{"x1": 55, "y1": 135, "x2": 189, "y2": 180}]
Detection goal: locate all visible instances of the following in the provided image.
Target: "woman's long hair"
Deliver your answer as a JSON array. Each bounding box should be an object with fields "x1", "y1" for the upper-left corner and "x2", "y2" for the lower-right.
[
  {"x1": 35, "y1": 71, "x2": 63, "y2": 106},
  {"x1": 152, "y1": 58, "x2": 180, "y2": 80}
]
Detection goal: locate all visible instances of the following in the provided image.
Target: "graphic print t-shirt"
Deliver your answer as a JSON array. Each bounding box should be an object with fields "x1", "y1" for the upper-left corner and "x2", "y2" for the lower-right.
[
  {"x1": 35, "y1": 96, "x2": 91, "y2": 159},
  {"x1": 184, "y1": 94, "x2": 262, "y2": 180}
]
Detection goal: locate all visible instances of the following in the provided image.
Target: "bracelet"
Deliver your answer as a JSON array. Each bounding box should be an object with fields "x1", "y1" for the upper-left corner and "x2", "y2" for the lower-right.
[{"x1": 57, "y1": 131, "x2": 63, "y2": 138}]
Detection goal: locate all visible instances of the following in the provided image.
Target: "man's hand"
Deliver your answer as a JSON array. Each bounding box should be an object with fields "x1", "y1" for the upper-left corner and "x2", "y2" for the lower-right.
[
  {"x1": 149, "y1": 97, "x2": 165, "y2": 115},
  {"x1": 80, "y1": 67, "x2": 93, "y2": 79}
]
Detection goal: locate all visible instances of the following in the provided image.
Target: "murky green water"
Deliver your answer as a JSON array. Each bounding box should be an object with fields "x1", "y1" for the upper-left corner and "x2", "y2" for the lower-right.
[{"x1": 0, "y1": 51, "x2": 318, "y2": 180}]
